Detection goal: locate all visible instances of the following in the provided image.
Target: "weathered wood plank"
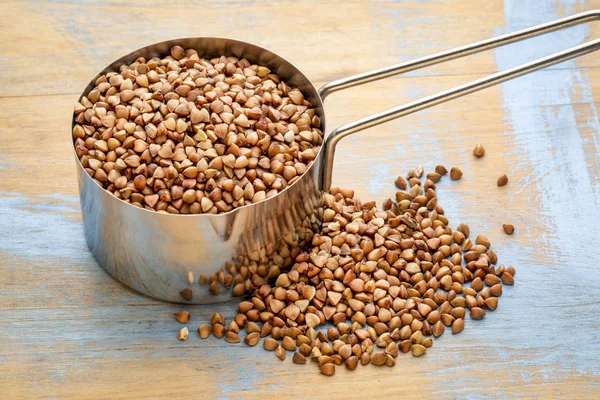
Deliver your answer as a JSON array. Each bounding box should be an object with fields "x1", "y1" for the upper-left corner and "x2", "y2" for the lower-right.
[{"x1": 1, "y1": 0, "x2": 599, "y2": 398}]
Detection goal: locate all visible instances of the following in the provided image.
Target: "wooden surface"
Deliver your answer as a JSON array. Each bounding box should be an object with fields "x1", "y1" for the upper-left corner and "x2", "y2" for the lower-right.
[{"x1": 1, "y1": 0, "x2": 599, "y2": 398}]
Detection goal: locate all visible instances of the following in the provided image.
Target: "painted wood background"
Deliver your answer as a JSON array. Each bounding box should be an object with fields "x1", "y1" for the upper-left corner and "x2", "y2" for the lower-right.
[{"x1": 1, "y1": 0, "x2": 599, "y2": 398}]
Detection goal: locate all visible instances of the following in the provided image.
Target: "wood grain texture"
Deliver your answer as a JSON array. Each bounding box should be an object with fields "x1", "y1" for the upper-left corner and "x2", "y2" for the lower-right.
[{"x1": 1, "y1": 0, "x2": 600, "y2": 398}]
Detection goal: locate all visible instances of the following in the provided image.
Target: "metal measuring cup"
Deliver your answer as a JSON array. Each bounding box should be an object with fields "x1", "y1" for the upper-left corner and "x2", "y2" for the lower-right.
[{"x1": 72, "y1": 11, "x2": 600, "y2": 303}]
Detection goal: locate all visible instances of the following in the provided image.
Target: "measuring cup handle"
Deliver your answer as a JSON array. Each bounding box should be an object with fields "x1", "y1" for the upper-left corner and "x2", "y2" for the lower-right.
[{"x1": 318, "y1": 10, "x2": 600, "y2": 192}]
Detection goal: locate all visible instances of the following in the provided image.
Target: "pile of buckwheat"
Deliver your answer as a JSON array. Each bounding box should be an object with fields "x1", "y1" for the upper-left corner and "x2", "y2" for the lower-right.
[
  {"x1": 72, "y1": 46, "x2": 323, "y2": 214},
  {"x1": 74, "y1": 44, "x2": 517, "y2": 376},
  {"x1": 175, "y1": 165, "x2": 515, "y2": 376}
]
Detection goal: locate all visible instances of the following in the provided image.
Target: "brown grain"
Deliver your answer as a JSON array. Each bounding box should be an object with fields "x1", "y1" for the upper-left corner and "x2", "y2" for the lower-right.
[
  {"x1": 473, "y1": 143, "x2": 485, "y2": 158},
  {"x1": 435, "y1": 165, "x2": 448, "y2": 175},
  {"x1": 497, "y1": 174, "x2": 508, "y2": 186},
  {"x1": 450, "y1": 167, "x2": 463, "y2": 180},
  {"x1": 198, "y1": 324, "x2": 211, "y2": 339},
  {"x1": 503, "y1": 224, "x2": 515, "y2": 235},
  {"x1": 173, "y1": 311, "x2": 190, "y2": 324},
  {"x1": 319, "y1": 363, "x2": 335, "y2": 376}
]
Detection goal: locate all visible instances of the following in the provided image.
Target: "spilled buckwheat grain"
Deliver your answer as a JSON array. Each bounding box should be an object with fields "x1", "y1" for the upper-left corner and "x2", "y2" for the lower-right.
[{"x1": 177, "y1": 167, "x2": 515, "y2": 375}]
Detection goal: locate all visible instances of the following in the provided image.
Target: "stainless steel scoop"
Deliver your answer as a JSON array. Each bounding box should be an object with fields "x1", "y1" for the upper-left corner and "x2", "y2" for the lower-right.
[{"x1": 73, "y1": 10, "x2": 600, "y2": 303}]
